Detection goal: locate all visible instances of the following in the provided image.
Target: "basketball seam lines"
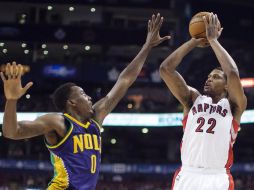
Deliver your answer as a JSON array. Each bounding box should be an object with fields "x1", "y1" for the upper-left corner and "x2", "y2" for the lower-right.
[
  {"x1": 189, "y1": 20, "x2": 205, "y2": 25},
  {"x1": 194, "y1": 31, "x2": 206, "y2": 37}
]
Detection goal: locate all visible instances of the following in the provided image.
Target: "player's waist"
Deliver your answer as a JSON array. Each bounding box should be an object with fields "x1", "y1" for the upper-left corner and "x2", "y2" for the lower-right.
[{"x1": 181, "y1": 165, "x2": 228, "y2": 174}]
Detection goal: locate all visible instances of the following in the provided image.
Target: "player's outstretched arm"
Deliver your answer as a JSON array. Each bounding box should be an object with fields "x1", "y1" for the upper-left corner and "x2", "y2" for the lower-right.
[
  {"x1": 204, "y1": 13, "x2": 247, "y2": 119},
  {"x1": 93, "y1": 13, "x2": 171, "y2": 124},
  {"x1": 1, "y1": 62, "x2": 60, "y2": 139},
  {"x1": 159, "y1": 39, "x2": 202, "y2": 114}
]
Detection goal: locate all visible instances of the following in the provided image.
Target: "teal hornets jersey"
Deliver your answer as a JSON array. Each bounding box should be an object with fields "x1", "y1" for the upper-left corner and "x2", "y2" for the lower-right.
[{"x1": 46, "y1": 113, "x2": 101, "y2": 190}]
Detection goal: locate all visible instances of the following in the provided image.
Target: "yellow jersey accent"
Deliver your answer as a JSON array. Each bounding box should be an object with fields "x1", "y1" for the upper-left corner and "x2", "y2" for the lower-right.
[
  {"x1": 91, "y1": 119, "x2": 101, "y2": 131},
  {"x1": 64, "y1": 113, "x2": 91, "y2": 129},
  {"x1": 47, "y1": 153, "x2": 69, "y2": 190},
  {"x1": 46, "y1": 123, "x2": 73, "y2": 149}
]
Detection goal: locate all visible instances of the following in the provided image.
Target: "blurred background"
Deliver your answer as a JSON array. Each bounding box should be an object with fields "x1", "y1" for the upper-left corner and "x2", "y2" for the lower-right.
[{"x1": 0, "y1": 0, "x2": 254, "y2": 189}]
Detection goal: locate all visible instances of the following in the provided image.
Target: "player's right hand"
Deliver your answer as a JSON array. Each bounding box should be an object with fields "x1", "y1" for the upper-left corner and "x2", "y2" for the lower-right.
[
  {"x1": 203, "y1": 13, "x2": 223, "y2": 42},
  {"x1": 0, "y1": 62, "x2": 33, "y2": 100}
]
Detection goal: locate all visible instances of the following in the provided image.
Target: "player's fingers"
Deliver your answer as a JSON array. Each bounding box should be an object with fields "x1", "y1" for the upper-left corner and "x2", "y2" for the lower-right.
[
  {"x1": 212, "y1": 14, "x2": 216, "y2": 26},
  {"x1": 203, "y1": 16, "x2": 208, "y2": 27},
  {"x1": 9, "y1": 63, "x2": 14, "y2": 79},
  {"x1": 6, "y1": 63, "x2": 11, "y2": 79},
  {"x1": 160, "y1": 36, "x2": 171, "y2": 43},
  {"x1": 12, "y1": 61, "x2": 17, "y2": 66},
  {"x1": 148, "y1": 20, "x2": 151, "y2": 32},
  {"x1": 209, "y1": 13, "x2": 213, "y2": 26},
  {"x1": 154, "y1": 13, "x2": 161, "y2": 26},
  {"x1": 17, "y1": 64, "x2": 23, "y2": 79},
  {"x1": 218, "y1": 27, "x2": 223, "y2": 36},
  {"x1": 12, "y1": 61, "x2": 18, "y2": 78},
  {"x1": 151, "y1": 14, "x2": 155, "y2": 29},
  {"x1": 23, "y1": 82, "x2": 33, "y2": 92},
  {"x1": 215, "y1": 14, "x2": 220, "y2": 29},
  {"x1": 196, "y1": 38, "x2": 206, "y2": 42},
  {"x1": 0, "y1": 72, "x2": 6, "y2": 81},
  {"x1": 156, "y1": 16, "x2": 164, "y2": 31}
]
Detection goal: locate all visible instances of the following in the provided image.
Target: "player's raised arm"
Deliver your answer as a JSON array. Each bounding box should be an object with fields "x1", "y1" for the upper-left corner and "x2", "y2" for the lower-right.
[
  {"x1": 159, "y1": 39, "x2": 202, "y2": 114},
  {"x1": 1, "y1": 62, "x2": 60, "y2": 139},
  {"x1": 93, "y1": 13, "x2": 171, "y2": 124},
  {"x1": 203, "y1": 13, "x2": 247, "y2": 120}
]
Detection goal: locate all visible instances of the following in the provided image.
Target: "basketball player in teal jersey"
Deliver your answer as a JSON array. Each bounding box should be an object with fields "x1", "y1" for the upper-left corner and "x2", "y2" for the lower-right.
[{"x1": 1, "y1": 13, "x2": 170, "y2": 190}]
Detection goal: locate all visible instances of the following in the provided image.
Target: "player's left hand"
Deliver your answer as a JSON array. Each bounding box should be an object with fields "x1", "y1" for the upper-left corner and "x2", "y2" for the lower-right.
[
  {"x1": 144, "y1": 13, "x2": 171, "y2": 48},
  {"x1": 203, "y1": 13, "x2": 223, "y2": 42}
]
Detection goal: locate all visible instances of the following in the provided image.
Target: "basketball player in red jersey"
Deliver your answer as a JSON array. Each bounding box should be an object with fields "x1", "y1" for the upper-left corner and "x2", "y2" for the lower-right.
[
  {"x1": 1, "y1": 14, "x2": 170, "y2": 190},
  {"x1": 160, "y1": 13, "x2": 247, "y2": 190}
]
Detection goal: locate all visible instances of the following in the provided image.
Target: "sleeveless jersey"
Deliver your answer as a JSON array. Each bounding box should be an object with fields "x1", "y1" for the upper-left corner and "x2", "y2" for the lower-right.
[
  {"x1": 181, "y1": 95, "x2": 239, "y2": 169},
  {"x1": 46, "y1": 113, "x2": 101, "y2": 190}
]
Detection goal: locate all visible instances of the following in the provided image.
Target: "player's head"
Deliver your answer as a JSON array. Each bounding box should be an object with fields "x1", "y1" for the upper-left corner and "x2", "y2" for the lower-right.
[
  {"x1": 52, "y1": 83, "x2": 94, "y2": 117},
  {"x1": 203, "y1": 67, "x2": 227, "y2": 97}
]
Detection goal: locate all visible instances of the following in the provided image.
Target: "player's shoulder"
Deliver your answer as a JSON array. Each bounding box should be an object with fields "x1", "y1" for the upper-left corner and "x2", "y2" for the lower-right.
[
  {"x1": 36, "y1": 113, "x2": 65, "y2": 125},
  {"x1": 37, "y1": 113, "x2": 63, "y2": 119},
  {"x1": 193, "y1": 94, "x2": 205, "y2": 102}
]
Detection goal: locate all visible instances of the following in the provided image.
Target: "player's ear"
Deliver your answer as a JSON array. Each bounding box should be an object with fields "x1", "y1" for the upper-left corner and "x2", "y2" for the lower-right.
[
  {"x1": 67, "y1": 99, "x2": 76, "y2": 107},
  {"x1": 224, "y1": 84, "x2": 228, "y2": 92}
]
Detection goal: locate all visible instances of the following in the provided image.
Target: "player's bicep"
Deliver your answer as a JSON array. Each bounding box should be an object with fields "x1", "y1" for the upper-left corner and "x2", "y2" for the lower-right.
[
  {"x1": 227, "y1": 73, "x2": 247, "y2": 112},
  {"x1": 16, "y1": 115, "x2": 57, "y2": 139}
]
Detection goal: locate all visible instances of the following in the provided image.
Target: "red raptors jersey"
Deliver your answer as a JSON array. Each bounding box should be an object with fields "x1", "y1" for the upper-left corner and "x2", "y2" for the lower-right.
[{"x1": 181, "y1": 95, "x2": 239, "y2": 169}]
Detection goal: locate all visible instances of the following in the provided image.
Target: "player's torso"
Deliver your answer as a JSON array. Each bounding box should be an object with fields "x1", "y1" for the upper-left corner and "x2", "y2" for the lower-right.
[
  {"x1": 46, "y1": 113, "x2": 101, "y2": 190},
  {"x1": 181, "y1": 95, "x2": 238, "y2": 169}
]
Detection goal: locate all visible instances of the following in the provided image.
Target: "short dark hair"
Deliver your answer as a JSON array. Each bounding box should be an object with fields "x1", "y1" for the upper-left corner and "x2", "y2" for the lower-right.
[
  {"x1": 52, "y1": 82, "x2": 77, "y2": 112},
  {"x1": 214, "y1": 67, "x2": 227, "y2": 81}
]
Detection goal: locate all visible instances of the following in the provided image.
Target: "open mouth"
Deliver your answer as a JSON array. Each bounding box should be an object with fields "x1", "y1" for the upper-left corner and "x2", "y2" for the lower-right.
[{"x1": 204, "y1": 84, "x2": 211, "y2": 90}]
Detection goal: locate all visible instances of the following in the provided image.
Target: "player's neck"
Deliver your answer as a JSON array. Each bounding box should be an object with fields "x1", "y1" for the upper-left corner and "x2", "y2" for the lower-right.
[
  {"x1": 211, "y1": 93, "x2": 227, "y2": 104},
  {"x1": 69, "y1": 113, "x2": 90, "y2": 124}
]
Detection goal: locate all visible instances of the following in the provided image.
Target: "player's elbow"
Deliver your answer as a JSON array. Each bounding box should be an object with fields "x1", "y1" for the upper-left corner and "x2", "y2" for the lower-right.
[
  {"x1": 118, "y1": 73, "x2": 134, "y2": 86},
  {"x1": 2, "y1": 128, "x2": 19, "y2": 140},
  {"x1": 159, "y1": 63, "x2": 173, "y2": 77},
  {"x1": 2, "y1": 132, "x2": 18, "y2": 140}
]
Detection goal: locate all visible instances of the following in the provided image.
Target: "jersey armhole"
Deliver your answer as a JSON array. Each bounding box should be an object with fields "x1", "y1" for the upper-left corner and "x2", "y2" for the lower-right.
[
  {"x1": 45, "y1": 116, "x2": 73, "y2": 149},
  {"x1": 91, "y1": 118, "x2": 102, "y2": 132}
]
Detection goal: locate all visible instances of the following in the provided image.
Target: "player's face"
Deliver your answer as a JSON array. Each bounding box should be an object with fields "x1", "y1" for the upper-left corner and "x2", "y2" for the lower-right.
[
  {"x1": 204, "y1": 69, "x2": 227, "y2": 96},
  {"x1": 69, "y1": 86, "x2": 94, "y2": 117}
]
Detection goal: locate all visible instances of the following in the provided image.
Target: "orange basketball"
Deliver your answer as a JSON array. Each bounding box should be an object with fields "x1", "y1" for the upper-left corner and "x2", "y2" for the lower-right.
[{"x1": 189, "y1": 12, "x2": 211, "y2": 47}]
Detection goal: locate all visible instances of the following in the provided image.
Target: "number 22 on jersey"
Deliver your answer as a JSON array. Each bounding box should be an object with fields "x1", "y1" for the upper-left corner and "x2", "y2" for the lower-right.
[{"x1": 195, "y1": 117, "x2": 217, "y2": 134}]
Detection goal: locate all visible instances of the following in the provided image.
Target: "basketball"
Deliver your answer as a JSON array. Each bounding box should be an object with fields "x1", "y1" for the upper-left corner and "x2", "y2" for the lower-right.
[{"x1": 189, "y1": 12, "x2": 211, "y2": 47}]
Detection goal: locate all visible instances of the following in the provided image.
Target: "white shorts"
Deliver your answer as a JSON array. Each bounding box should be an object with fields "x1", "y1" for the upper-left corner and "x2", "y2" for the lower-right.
[{"x1": 171, "y1": 166, "x2": 234, "y2": 190}]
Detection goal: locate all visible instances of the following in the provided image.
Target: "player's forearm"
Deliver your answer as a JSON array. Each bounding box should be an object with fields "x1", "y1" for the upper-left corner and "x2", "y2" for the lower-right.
[
  {"x1": 119, "y1": 43, "x2": 151, "y2": 84},
  {"x1": 160, "y1": 39, "x2": 197, "y2": 72},
  {"x1": 2, "y1": 100, "x2": 20, "y2": 139},
  {"x1": 210, "y1": 39, "x2": 239, "y2": 76}
]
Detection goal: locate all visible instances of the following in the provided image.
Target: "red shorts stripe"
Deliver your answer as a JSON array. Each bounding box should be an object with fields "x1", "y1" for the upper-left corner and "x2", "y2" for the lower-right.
[
  {"x1": 171, "y1": 168, "x2": 181, "y2": 190},
  {"x1": 227, "y1": 171, "x2": 234, "y2": 190}
]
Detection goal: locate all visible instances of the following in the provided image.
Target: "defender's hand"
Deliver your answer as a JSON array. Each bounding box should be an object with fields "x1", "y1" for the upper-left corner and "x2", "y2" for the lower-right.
[
  {"x1": 144, "y1": 13, "x2": 171, "y2": 48},
  {"x1": 0, "y1": 62, "x2": 33, "y2": 100}
]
